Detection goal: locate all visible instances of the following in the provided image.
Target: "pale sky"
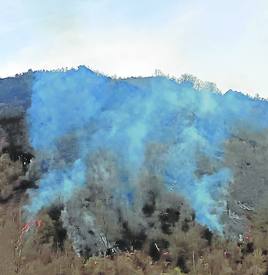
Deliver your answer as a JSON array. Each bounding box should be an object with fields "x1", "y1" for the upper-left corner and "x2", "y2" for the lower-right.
[{"x1": 1, "y1": 0, "x2": 268, "y2": 97}]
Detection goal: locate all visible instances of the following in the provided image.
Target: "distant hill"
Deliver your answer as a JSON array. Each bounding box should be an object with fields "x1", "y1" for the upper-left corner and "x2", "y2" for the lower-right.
[{"x1": 0, "y1": 66, "x2": 268, "y2": 254}]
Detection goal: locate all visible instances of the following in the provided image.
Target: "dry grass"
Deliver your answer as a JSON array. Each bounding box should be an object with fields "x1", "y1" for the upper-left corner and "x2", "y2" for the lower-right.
[
  {"x1": 0, "y1": 153, "x2": 23, "y2": 201},
  {"x1": 1, "y1": 192, "x2": 268, "y2": 275}
]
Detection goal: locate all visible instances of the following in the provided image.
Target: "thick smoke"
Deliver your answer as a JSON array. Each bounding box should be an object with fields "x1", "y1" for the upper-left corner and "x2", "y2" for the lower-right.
[{"x1": 24, "y1": 66, "x2": 268, "y2": 245}]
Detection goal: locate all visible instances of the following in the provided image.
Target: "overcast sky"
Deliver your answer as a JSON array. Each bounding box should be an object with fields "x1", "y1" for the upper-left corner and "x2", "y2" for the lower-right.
[{"x1": 1, "y1": 0, "x2": 268, "y2": 97}]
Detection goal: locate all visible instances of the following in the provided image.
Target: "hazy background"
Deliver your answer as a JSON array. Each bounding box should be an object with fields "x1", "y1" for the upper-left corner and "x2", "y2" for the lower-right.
[{"x1": 1, "y1": 0, "x2": 268, "y2": 97}]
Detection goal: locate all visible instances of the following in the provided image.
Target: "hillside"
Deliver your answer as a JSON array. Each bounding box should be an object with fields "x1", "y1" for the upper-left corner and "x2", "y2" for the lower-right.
[{"x1": 0, "y1": 67, "x2": 268, "y2": 274}]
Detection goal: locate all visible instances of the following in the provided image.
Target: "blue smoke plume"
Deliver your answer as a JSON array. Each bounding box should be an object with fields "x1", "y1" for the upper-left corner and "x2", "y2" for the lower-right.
[{"x1": 25, "y1": 66, "x2": 268, "y2": 232}]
